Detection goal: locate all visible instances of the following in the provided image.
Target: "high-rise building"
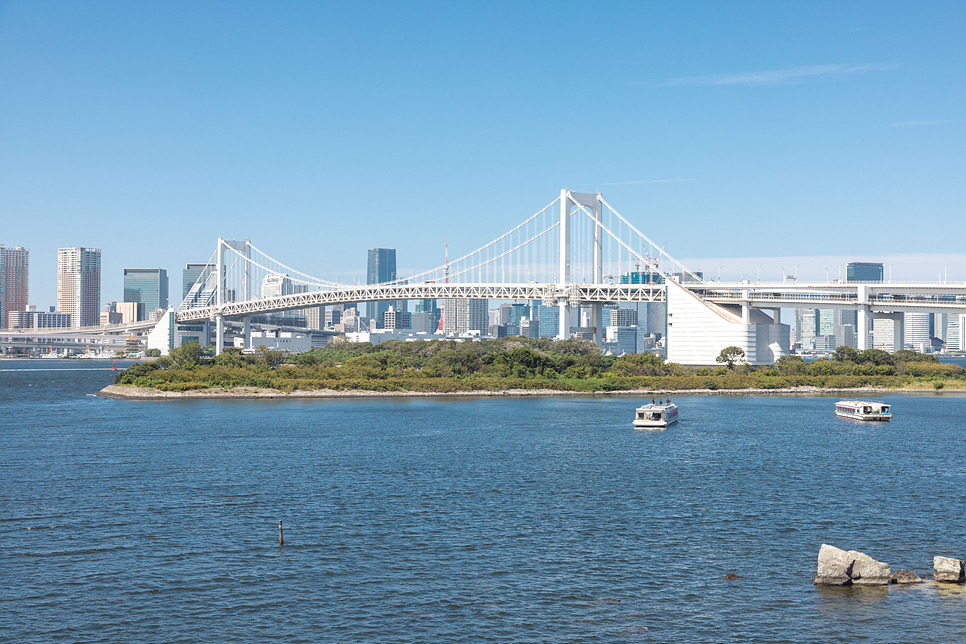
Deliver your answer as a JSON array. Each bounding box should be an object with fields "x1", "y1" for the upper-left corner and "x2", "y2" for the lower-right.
[
  {"x1": 182, "y1": 263, "x2": 215, "y2": 306},
  {"x1": 507, "y1": 303, "x2": 529, "y2": 327},
  {"x1": 123, "y1": 268, "x2": 168, "y2": 316},
  {"x1": 0, "y1": 245, "x2": 29, "y2": 330},
  {"x1": 58, "y1": 248, "x2": 101, "y2": 328},
  {"x1": 609, "y1": 308, "x2": 638, "y2": 327},
  {"x1": 905, "y1": 313, "x2": 933, "y2": 351},
  {"x1": 383, "y1": 306, "x2": 411, "y2": 330},
  {"x1": 847, "y1": 262, "x2": 884, "y2": 282},
  {"x1": 367, "y1": 248, "x2": 397, "y2": 326},
  {"x1": 538, "y1": 305, "x2": 559, "y2": 338},
  {"x1": 441, "y1": 298, "x2": 487, "y2": 334}
]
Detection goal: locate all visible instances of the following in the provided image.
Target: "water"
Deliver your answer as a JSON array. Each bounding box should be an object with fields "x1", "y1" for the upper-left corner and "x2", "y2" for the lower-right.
[{"x1": 1, "y1": 360, "x2": 964, "y2": 642}]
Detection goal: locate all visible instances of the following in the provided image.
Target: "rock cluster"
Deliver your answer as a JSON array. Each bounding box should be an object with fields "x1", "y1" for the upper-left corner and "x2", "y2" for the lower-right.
[{"x1": 814, "y1": 544, "x2": 964, "y2": 586}]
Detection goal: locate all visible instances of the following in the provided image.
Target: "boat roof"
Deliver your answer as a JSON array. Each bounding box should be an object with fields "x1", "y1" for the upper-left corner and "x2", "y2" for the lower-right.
[{"x1": 836, "y1": 400, "x2": 888, "y2": 405}]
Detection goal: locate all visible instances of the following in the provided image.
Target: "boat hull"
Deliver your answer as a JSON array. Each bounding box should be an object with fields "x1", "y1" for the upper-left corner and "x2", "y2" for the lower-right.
[{"x1": 834, "y1": 410, "x2": 892, "y2": 422}]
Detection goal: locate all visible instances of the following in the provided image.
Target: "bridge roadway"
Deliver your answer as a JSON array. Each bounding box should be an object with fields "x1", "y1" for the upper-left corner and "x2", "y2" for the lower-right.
[{"x1": 176, "y1": 280, "x2": 966, "y2": 323}]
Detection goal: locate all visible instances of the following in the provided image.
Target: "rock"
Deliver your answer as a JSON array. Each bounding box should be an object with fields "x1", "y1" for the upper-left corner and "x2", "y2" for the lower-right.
[
  {"x1": 814, "y1": 544, "x2": 892, "y2": 586},
  {"x1": 848, "y1": 550, "x2": 891, "y2": 585},
  {"x1": 814, "y1": 544, "x2": 854, "y2": 585},
  {"x1": 933, "y1": 556, "x2": 965, "y2": 583},
  {"x1": 889, "y1": 569, "x2": 923, "y2": 584}
]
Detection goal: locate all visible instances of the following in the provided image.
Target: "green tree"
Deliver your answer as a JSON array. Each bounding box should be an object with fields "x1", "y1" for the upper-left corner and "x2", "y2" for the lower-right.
[
  {"x1": 832, "y1": 346, "x2": 860, "y2": 363},
  {"x1": 144, "y1": 348, "x2": 161, "y2": 357},
  {"x1": 715, "y1": 346, "x2": 745, "y2": 370},
  {"x1": 774, "y1": 354, "x2": 806, "y2": 375},
  {"x1": 257, "y1": 345, "x2": 287, "y2": 368},
  {"x1": 168, "y1": 340, "x2": 203, "y2": 369}
]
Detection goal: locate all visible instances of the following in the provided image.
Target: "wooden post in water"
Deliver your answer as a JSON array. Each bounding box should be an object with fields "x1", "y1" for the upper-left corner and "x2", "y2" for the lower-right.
[{"x1": 278, "y1": 520, "x2": 283, "y2": 546}]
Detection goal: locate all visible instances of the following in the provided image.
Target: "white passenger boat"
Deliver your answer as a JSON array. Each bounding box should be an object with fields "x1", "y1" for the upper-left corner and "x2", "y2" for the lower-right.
[
  {"x1": 633, "y1": 401, "x2": 679, "y2": 428},
  {"x1": 834, "y1": 400, "x2": 892, "y2": 421}
]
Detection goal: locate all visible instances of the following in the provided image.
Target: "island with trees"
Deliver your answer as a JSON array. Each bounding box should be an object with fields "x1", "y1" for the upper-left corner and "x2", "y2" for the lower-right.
[{"x1": 102, "y1": 337, "x2": 966, "y2": 398}]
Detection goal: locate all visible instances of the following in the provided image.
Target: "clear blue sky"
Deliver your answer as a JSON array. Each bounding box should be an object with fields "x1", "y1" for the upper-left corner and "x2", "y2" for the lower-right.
[{"x1": 1, "y1": 1, "x2": 963, "y2": 307}]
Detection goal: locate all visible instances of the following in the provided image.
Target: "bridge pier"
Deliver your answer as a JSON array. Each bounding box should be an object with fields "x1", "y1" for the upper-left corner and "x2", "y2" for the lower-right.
[
  {"x1": 243, "y1": 315, "x2": 251, "y2": 351},
  {"x1": 215, "y1": 314, "x2": 224, "y2": 355},
  {"x1": 741, "y1": 289, "x2": 751, "y2": 324},
  {"x1": 856, "y1": 285, "x2": 869, "y2": 351}
]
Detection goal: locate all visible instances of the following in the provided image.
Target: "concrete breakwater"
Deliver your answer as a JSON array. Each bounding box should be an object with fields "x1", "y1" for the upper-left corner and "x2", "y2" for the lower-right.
[{"x1": 814, "y1": 544, "x2": 965, "y2": 586}]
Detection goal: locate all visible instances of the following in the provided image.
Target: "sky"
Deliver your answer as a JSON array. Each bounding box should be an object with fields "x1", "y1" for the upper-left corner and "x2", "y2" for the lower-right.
[{"x1": 1, "y1": 0, "x2": 964, "y2": 308}]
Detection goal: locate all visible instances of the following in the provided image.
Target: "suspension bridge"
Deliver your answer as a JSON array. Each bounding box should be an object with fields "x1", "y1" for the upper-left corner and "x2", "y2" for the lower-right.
[
  {"x1": 8, "y1": 189, "x2": 964, "y2": 363},
  {"x1": 163, "y1": 188, "x2": 965, "y2": 363}
]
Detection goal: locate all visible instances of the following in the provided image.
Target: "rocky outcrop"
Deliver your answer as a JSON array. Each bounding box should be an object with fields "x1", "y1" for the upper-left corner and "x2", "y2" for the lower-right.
[
  {"x1": 815, "y1": 544, "x2": 854, "y2": 585},
  {"x1": 933, "y1": 556, "x2": 965, "y2": 583},
  {"x1": 850, "y1": 550, "x2": 892, "y2": 585},
  {"x1": 889, "y1": 569, "x2": 923, "y2": 584},
  {"x1": 814, "y1": 544, "x2": 891, "y2": 586}
]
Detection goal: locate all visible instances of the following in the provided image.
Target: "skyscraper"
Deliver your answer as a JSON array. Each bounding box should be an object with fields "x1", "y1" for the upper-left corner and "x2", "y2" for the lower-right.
[
  {"x1": 123, "y1": 268, "x2": 168, "y2": 318},
  {"x1": 367, "y1": 248, "x2": 397, "y2": 326},
  {"x1": 58, "y1": 247, "x2": 101, "y2": 328},
  {"x1": 182, "y1": 263, "x2": 215, "y2": 304},
  {"x1": 441, "y1": 298, "x2": 487, "y2": 334},
  {"x1": 0, "y1": 245, "x2": 29, "y2": 330}
]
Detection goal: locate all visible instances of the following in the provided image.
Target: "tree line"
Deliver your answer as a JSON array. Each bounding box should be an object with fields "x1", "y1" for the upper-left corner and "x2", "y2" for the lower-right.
[{"x1": 113, "y1": 337, "x2": 965, "y2": 393}]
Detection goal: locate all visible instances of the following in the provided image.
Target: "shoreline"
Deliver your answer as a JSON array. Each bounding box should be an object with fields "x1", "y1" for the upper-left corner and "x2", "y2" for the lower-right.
[{"x1": 98, "y1": 384, "x2": 966, "y2": 401}]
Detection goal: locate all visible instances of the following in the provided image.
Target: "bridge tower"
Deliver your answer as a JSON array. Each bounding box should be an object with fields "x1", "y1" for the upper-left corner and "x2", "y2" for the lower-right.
[
  {"x1": 559, "y1": 190, "x2": 604, "y2": 344},
  {"x1": 214, "y1": 238, "x2": 252, "y2": 355}
]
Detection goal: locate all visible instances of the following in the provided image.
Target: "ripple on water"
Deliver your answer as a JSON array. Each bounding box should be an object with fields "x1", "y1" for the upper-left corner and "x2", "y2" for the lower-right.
[{"x1": 1, "y1": 372, "x2": 965, "y2": 642}]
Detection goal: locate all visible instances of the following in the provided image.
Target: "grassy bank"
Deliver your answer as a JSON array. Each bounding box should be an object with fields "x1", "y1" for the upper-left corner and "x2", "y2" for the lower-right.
[{"x1": 112, "y1": 338, "x2": 965, "y2": 394}]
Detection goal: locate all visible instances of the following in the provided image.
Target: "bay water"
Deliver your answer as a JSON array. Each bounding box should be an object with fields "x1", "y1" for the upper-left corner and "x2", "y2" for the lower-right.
[{"x1": 2, "y1": 360, "x2": 964, "y2": 642}]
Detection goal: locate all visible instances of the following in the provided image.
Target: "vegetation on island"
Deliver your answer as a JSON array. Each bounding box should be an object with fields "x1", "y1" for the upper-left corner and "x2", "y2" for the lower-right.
[{"x1": 112, "y1": 337, "x2": 966, "y2": 394}]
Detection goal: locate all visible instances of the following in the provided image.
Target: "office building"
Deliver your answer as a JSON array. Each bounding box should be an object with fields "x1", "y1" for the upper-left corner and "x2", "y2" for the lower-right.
[
  {"x1": 101, "y1": 303, "x2": 123, "y2": 326},
  {"x1": 124, "y1": 268, "x2": 168, "y2": 316},
  {"x1": 905, "y1": 313, "x2": 933, "y2": 351},
  {"x1": 383, "y1": 306, "x2": 411, "y2": 330},
  {"x1": 847, "y1": 262, "x2": 884, "y2": 282},
  {"x1": 58, "y1": 248, "x2": 101, "y2": 328},
  {"x1": 605, "y1": 326, "x2": 639, "y2": 355},
  {"x1": 537, "y1": 305, "x2": 559, "y2": 338},
  {"x1": 873, "y1": 318, "x2": 895, "y2": 352},
  {"x1": 507, "y1": 303, "x2": 529, "y2": 327},
  {"x1": 182, "y1": 263, "x2": 215, "y2": 306},
  {"x1": 8, "y1": 307, "x2": 71, "y2": 330},
  {"x1": 441, "y1": 298, "x2": 487, "y2": 334},
  {"x1": 261, "y1": 273, "x2": 293, "y2": 298},
  {"x1": 116, "y1": 301, "x2": 145, "y2": 323},
  {"x1": 0, "y1": 245, "x2": 29, "y2": 329},
  {"x1": 367, "y1": 248, "x2": 397, "y2": 325},
  {"x1": 608, "y1": 308, "x2": 638, "y2": 328},
  {"x1": 410, "y1": 311, "x2": 437, "y2": 334}
]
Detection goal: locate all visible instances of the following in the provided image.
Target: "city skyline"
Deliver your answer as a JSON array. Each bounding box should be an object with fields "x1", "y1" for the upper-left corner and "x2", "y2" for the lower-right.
[{"x1": 1, "y1": 3, "x2": 962, "y2": 309}]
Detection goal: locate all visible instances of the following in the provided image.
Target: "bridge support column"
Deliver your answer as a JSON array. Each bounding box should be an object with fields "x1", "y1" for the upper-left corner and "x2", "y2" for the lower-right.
[
  {"x1": 243, "y1": 316, "x2": 251, "y2": 351},
  {"x1": 558, "y1": 300, "x2": 570, "y2": 340},
  {"x1": 894, "y1": 314, "x2": 904, "y2": 352},
  {"x1": 593, "y1": 302, "x2": 603, "y2": 347},
  {"x1": 741, "y1": 289, "x2": 751, "y2": 324},
  {"x1": 215, "y1": 314, "x2": 224, "y2": 355},
  {"x1": 856, "y1": 285, "x2": 869, "y2": 351}
]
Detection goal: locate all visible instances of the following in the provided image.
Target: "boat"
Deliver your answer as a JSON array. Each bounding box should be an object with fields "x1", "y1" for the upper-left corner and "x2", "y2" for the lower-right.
[
  {"x1": 633, "y1": 401, "x2": 679, "y2": 428},
  {"x1": 834, "y1": 400, "x2": 892, "y2": 421}
]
